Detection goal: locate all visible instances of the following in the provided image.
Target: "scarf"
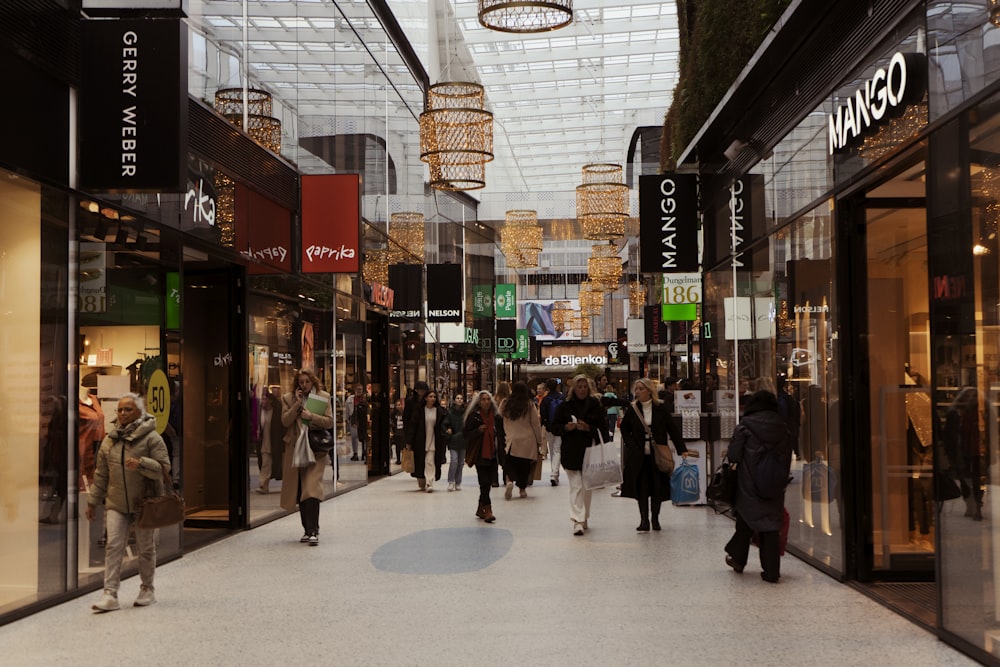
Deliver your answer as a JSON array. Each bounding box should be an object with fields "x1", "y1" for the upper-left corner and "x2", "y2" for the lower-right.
[
  {"x1": 109, "y1": 415, "x2": 148, "y2": 443},
  {"x1": 480, "y1": 409, "x2": 495, "y2": 459}
]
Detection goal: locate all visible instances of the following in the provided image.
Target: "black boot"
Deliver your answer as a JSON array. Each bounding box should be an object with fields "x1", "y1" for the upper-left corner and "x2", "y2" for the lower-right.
[
  {"x1": 637, "y1": 512, "x2": 650, "y2": 532},
  {"x1": 651, "y1": 515, "x2": 661, "y2": 531}
]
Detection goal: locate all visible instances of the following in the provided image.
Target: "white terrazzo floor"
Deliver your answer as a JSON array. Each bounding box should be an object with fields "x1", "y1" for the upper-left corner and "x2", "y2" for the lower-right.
[{"x1": 0, "y1": 468, "x2": 982, "y2": 667}]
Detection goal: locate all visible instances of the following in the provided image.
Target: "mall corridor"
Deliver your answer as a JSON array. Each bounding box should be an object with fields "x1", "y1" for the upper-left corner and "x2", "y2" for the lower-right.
[{"x1": 0, "y1": 470, "x2": 978, "y2": 667}]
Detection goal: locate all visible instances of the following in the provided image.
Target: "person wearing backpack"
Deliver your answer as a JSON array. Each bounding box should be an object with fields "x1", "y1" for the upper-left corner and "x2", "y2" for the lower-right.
[
  {"x1": 538, "y1": 378, "x2": 564, "y2": 486},
  {"x1": 724, "y1": 390, "x2": 792, "y2": 583}
]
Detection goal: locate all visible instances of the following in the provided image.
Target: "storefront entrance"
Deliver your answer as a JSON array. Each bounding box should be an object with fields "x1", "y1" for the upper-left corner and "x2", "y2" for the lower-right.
[
  {"x1": 845, "y1": 150, "x2": 938, "y2": 623},
  {"x1": 181, "y1": 258, "x2": 246, "y2": 533}
]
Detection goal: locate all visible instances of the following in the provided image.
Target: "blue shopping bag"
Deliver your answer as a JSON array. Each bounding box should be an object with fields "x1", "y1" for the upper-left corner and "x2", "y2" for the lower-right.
[{"x1": 671, "y1": 459, "x2": 700, "y2": 505}]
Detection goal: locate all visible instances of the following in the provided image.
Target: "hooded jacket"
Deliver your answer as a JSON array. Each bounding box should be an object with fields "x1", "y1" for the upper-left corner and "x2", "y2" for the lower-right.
[
  {"x1": 728, "y1": 402, "x2": 791, "y2": 532},
  {"x1": 89, "y1": 414, "x2": 171, "y2": 515}
]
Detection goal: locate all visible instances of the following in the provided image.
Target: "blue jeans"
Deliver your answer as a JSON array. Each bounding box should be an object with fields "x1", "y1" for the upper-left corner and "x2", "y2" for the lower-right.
[{"x1": 448, "y1": 448, "x2": 465, "y2": 486}]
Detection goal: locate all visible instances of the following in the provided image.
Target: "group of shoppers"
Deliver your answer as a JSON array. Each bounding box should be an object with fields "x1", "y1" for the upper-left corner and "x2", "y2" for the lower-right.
[{"x1": 87, "y1": 368, "x2": 795, "y2": 614}]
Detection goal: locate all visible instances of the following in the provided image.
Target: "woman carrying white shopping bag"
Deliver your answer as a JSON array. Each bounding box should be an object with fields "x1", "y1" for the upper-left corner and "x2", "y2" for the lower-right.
[
  {"x1": 618, "y1": 377, "x2": 696, "y2": 532},
  {"x1": 550, "y1": 374, "x2": 611, "y2": 536}
]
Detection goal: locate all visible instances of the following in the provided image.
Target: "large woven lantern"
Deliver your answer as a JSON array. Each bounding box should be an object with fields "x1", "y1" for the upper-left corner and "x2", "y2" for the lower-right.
[
  {"x1": 419, "y1": 82, "x2": 494, "y2": 190},
  {"x1": 577, "y1": 163, "x2": 628, "y2": 241}
]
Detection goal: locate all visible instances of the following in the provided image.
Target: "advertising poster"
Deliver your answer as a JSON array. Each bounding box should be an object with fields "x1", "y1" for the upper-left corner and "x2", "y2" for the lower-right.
[{"x1": 518, "y1": 299, "x2": 580, "y2": 341}]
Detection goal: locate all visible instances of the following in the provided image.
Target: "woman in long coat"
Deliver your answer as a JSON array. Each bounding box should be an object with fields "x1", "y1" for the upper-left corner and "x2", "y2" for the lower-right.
[
  {"x1": 280, "y1": 369, "x2": 334, "y2": 546},
  {"x1": 463, "y1": 390, "x2": 504, "y2": 522},
  {"x1": 549, "y1": 374, "x2": 610, "y2": 536},
  {"x1": 619, "y1": 377, "x2": 690, "y2": 532},
  {"x1": 405, "y1": 388, "x2": 448, "y2": 492},
  {"x1": 724, "y1": 390, "x2": 792, "y2": 583},
  {"x1": 500, "y1": 381, "x2": 546, "y2": 500}
]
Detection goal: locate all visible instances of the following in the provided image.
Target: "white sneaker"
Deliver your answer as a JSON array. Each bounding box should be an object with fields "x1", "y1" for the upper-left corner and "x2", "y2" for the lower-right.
[
  {"x1": 455, "y1": 485, "x2": 461, "y2": 491},
  {"x1": 573, "y1": 522, "x2": 584, "y2": 536},
  {"x1": 426, "y1": 485, "x2": 434, "y2": 493},
  {"x1": 504, "y1": 481, "x2": 514, "y2": 500},
  {"x1": 134, "y1": 586, "x2": 156, "y2": 607},
  {"x1": 447, "y1": 482, "x2": 455, "y2": 492},
  {"x1": 308, "y1": 534, "x2": 319, "y2": 546},
  {"x1": 92, "y1": 590, "x2": 120, "y2": 613}
]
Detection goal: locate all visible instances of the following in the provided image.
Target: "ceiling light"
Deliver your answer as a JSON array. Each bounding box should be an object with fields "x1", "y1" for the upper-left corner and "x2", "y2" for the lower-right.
[
  {"x1": 478, "y1": 0, "x2": 573, "y2": 33},
  {"x1": 501, "y1": 209, "x2": 544, "y2": 268},
  {"x1": 389, "y1": 212, "x2": 425, "y2": 264},
  {"x1": 577, "y1": 163, "x2": 628, "y2": 241},
  {"x1": 419, "y1": 82, "x2": 494, "y2": 190}
]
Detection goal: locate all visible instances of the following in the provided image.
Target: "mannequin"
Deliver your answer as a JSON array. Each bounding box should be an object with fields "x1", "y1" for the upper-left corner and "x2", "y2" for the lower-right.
[{"x1": 78, "y1": 385, "x2": 105, "y2": 489}]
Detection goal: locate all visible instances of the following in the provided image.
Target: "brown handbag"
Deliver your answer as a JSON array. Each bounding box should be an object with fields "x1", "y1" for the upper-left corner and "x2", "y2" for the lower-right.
[
  {"x1": 631, "y1": 403, "x2": 675, "y2": 475},
  {"x1": 137, "y1": 465, "x2": 185, "y2": 530},
  {"x1": 401, "y1": 448, "x2": 415, "y2": 473}
]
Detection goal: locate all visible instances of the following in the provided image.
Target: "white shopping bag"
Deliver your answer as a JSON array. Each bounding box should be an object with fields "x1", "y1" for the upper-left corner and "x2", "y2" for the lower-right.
[{"x1": 581, "y1": 433, "x2": 622, "y2": 490}]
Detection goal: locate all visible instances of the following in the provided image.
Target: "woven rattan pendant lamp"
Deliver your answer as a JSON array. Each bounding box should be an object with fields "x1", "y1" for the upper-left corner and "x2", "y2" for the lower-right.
[
  {"x1": 478, "y1": 0, "x2": 573, "y2": 33},
  {"x1": 419, "y1": 82, "x2": 494, "y2": 190}
]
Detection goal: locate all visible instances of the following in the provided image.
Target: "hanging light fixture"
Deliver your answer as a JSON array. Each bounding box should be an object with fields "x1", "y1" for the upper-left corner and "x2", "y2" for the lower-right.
[
  {"x1": 629, "y1": 279, "x2": 648, "y2": 318},
  {"x1": 420, "y1": 82, "x2": 494, "y2": 190},
  {"x1": 478, "y1": 0, "x2": 573, "y2": 33},
  {"x1": 577, "y1": 163, "x2": 628, "y2": 241},
  {"x1": 579, "y1": 281, "x2": 604, "y2": 317},
  {"x1": 501, "y1": 209, "x2": 544, "y2": 268},
  {"x1": 214, "y1": 88, "x2": 282, "y2": 153},
  {"x1": 551, "y1": 300, "x2": 574, "y2": 333},
  {"x1": 363, "y1": 248, "x2": 390, "y2": 285},
  {"x1": 213, "y1": 172, "x2": 236, "y2": 247},
  {"x1": 588, "y1": 243, "x2": 622, "y2": 291},
  {"x1": 990, "y1": 0, "x2": 1000, "y2": 28},
  {"x1": 388, "y1": 212, "x2": 425, "y2": 264}
]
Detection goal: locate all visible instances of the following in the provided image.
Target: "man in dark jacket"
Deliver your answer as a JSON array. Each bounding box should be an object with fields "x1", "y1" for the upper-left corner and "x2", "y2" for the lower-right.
[
  {"x1": 538, "y1": 378, "x2": 563, "y2": 485},
  {"x1": 723, "y1": 390, "x2": 792, "y2": 583}
]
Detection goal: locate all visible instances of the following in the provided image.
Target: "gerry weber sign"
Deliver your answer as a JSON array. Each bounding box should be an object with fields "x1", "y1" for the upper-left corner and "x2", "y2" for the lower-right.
[
  {"x1": 828, "y1": 52, "x2": 925, "y2": 155},
  {"x1": 80, "y1": 19, "x2": 187, "y2": 192}
]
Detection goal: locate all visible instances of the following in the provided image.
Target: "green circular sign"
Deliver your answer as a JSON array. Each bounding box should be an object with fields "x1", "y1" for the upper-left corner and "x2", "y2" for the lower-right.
[{"x1": 147, "y1": 369, "x2": 171, "y2": 434}]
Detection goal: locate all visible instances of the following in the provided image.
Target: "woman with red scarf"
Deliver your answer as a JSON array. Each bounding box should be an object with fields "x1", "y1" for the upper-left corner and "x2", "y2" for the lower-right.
[{"x1": 463, "y1": 390, "x2": 504, "y2": 523}]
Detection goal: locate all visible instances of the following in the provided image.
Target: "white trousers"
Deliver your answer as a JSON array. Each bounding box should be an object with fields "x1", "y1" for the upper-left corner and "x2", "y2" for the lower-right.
[
  {"x1": 546, "y1": 432, "x2": 562, "y2": 480},
  {"x1": 565, "y1": 469, "x2": 591, "y2": 525},
  {"x1": 424, "y1": 443, "x2": 436, "y2": 490}
]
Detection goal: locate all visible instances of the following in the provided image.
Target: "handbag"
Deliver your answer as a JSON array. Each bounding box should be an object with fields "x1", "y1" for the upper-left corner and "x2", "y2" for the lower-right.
[
  {"x1": 631, "y1": 402, "x2": 674, "y2": 475},
  {"x1": 307, "y1": 427, "x2": 335, "y2": 454},
  {"x1": 137, "y1": 465, "x2": 185, "y2": 530},
  {"x1": 582, "y1": 431, "x2": 622, "y2": 490},
  {"x1": 706, "y1": 457, "x2": 738, "y2": 514},
  {"x1": 292, "y1": 428, "x2": 316, "y2": 468},
  {"x1": 401, "y1": 448, "x2": 415, "y2": 473}
]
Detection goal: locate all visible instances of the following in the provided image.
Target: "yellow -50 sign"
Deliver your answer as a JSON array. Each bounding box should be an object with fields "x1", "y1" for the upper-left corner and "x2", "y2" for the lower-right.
[
  {"x1": 662, "y1": 273, "x2": 702, "y2": 304},
  {"x1": 147, "y1": 369, "x2": 171, "y2": 434}
]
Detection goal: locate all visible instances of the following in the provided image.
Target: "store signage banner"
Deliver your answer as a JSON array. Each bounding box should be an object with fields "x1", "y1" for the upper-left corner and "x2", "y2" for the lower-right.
[
  {"x1": 83, "y1": 0, "x2": 188, "y2": 13},
  {"x1": 495, "y1": 283, "x2": 516, "y2": 318},
  {"x1": 472, "y1": 284, "x2": 494, "y2": 316},
  {"x1": 79, "y1": 18, "x2": 187, "y2": 192},
  {"x1": 513, "y1": 329, "x2": 530, "y2": 360},
  {"x1": 389, "y1": 264, "x2": 422, "y2": 320},
  {"x1": 539, "y1": 343, "x2": 611, "y2": 367},
  {"x1": 644, "y1": 305, "x2": 668, "y2": 346},
  {"x1": 236, "y1": 183, "x2": 292, "y2": 273},
  {"x1": 639, "y1": 173, "x2": 699, "y2": 273},
  {"x1": 301, "y1": 174, "x2": 360, "y2": 273},
  {"x1": 426, "y1": 264, "x2": 463, "y2": 322},
  {"x1": 725, "y1": 174, "x2": 767, "y2": 272},
  {"x1": 496, "y1": 320, "x2": 517, "y2": 355}
]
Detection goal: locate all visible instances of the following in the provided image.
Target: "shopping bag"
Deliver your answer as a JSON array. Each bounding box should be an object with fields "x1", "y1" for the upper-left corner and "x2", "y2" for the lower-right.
[
  {"x1": 292, "y1": 428, "x2": 316, "y2": 468},
  {"x1": 582, "y1": 435, "x2": 622, "y2": 490},
  {"x1": 401, "y1": 448, "x2": 415, "y2": 473},
  {"x1": 670, "y1": 459, "x2": 700, "y2": 505}
]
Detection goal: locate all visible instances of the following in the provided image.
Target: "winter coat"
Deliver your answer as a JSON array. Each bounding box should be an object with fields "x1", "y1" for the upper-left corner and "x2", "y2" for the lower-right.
[
  {"x1": 406, "y1": 404, "x2": 448, "y2": 477},
  {"x1": 728, "y1": 408, "x2": 791, "y2": 532},
  {"x1": 443, "y1": 405, "x2": 468, "y2": 450},
  {"x1": 619, "y1": 400, "x2": 687, "y2": 502},
  {"x1": 501, "y1": 402, "x2": 545, "y2": 460},
  {"x1": 89, "y1": 414, "x2": 171, "y2": 515},
  {"x1": 549, "y1": 395, "x2": 609, "y2": 471},
  {"x1": 463, "y1": 409, "x2": 504, "y2": 466},
  {"x1": 279, "y1": 389, "x2": 334, "y2": 510}
]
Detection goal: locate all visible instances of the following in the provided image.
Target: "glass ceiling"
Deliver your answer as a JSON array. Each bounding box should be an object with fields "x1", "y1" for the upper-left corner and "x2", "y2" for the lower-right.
[{"x1": 184, "y1": 0, "x2": 680, "y2": 220}]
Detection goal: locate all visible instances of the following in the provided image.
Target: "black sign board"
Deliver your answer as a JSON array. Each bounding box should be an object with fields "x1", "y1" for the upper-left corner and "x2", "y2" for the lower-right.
[
  {"x1": 426, "y1": 264, "x2": 463, "y2": 323},
  {"x1": 714, "y1": 174, "x2": 767, "y2": 272},
  {"x1": 496, "y1": 320, "x2": 517, "y2": 355},
  {"x1": 80, "y1": 18, "x2": 187, "y2": 192},
  {"x1": 644, "y1": 305, "x2": 668, "y2": 346},
  {"x1": 639, "y1": 173, "x2": 699, "y2": 273},
  {"x1": 389, "y1": 264, "x2": 423, "y2": 320}
]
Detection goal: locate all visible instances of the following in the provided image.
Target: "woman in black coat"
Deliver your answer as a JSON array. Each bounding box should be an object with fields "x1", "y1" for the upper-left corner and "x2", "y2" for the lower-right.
[
  {"x1": 405, "y1": 388, "x2": 448, "y2": 492},
  {"x1": 550, "y1": 374, "x2": 610, "y2": 536},
  {"x1": 724, "y1": 390, "x2": 793, "y2": 583},
  {"x1": 619, "y1": 377, "x2": 692, "y2": 532}
]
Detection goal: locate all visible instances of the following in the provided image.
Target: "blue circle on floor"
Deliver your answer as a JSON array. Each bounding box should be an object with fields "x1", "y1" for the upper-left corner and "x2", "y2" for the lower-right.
[{"x1": 372, "y1": 527, "x2": 513, "y2": 574}]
